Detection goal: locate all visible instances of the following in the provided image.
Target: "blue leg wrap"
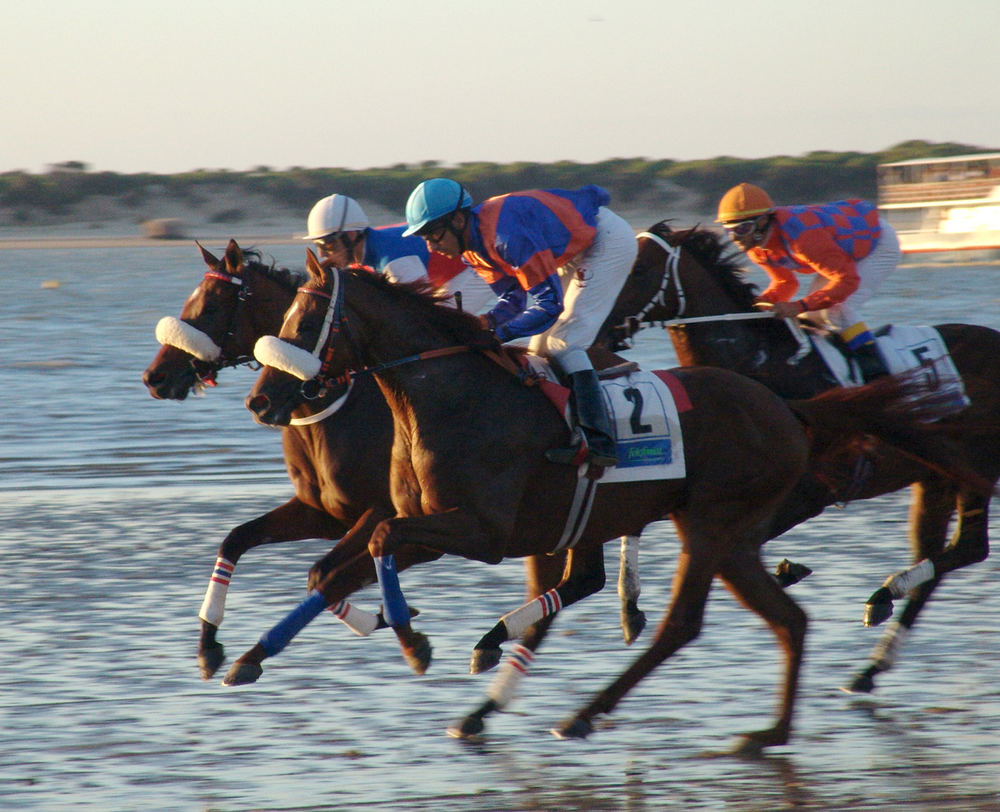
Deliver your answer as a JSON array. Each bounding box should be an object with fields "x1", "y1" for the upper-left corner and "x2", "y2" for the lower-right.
[
  {"x1": 374, "y1": 555, "x2": 411, "y2": 627},
  {"x1": 258, "y1": 590, "x2": 328, "y2": 657}
]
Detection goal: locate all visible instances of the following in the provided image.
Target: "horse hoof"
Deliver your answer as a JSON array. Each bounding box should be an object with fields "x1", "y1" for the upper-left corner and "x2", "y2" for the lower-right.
[
  {"x1": 863, "y1": 587, "x2": 894, "y2": 627},
  {"x1": 447, "y1": 715, "x2": 486, "y2": 740},
  {"x1": 402, "y1": 632, "x2": 432, "y2": 675},
  {"x1": 841, "y1": 667, "x2": 877, "y2": 694},
  {"x1": 728, "y1": 736, "x2": 767, "y2": 757},
  {"x1": 221, "y1": 661, "x2": 263, "y2": 687},
  {"x1": 552, "y1": 715, "x2": 593, "y2": 740},
  {"x1": 774, "y1": 558, "x2": 813, "y2": 588},
  {"x1": 198, "y1": 643, "x2": 226, "y2": 680},
  {"x1": 621, "y1": 608, "x2": 646, "y2": 646},
  {"x1": 469, "y1": 647, "x2": 502, "y2": 674}
]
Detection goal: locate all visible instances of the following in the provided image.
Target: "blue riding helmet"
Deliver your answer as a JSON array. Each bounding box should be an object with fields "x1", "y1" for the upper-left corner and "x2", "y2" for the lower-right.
[{"x1": 402, "y1": 178, "x2": 473, "y2": 237}]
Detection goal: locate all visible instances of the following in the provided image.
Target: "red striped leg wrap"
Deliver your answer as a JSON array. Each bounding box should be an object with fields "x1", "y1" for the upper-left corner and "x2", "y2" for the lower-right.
[
  {"x1": 199, "y1": 557, "x2": 235, "y2": 626},
  {"x1": 328, "y1": 600, "x2": 380, "y2": 637},
  {"x1": 500, "y1": 589, "x2": 563, "y2": 640},
  {"x1": 486, "y1": 644, "x2": 536, "y2": 707}
]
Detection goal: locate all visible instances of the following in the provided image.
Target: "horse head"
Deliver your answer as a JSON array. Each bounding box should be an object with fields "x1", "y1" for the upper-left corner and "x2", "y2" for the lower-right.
[
  {"x1": 247, "y1": 249, "x2": 354, "y2": 426},
  {"x1": 247, "y1": 249, "x2": 484, "y2": 426},
  {"x1": 143, "y1": 239, "x2": 297, "y2": 399}
]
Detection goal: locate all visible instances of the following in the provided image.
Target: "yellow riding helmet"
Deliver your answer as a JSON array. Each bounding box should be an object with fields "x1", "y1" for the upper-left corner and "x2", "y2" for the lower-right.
[{"x1": 717, "y1": 183, "x2": 774, "y2": 223}]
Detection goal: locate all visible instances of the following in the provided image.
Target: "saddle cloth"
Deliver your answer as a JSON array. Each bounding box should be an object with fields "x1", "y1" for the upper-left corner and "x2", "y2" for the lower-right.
[
  {"x1": 807, "y1": 324, "x2": 969, "y2": 411},
  {"x1": 520, "y1": 356, "x2": 690, "y2": 484}
]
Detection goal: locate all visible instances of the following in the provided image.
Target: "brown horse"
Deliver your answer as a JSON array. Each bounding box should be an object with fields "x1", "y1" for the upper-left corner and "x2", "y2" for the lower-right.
[
  {"x1": 229, "y1": 251, "x2": 977, "y2": 750},
  {"x1": 595, "y1": 222, "x2": 1000, "y2": 693},
  {"x1": 141, "y1": 240, "x2": 643, "y2": 686},
  {"x1": 142, "y1": 241, "x2": 436, "y2": 679}
]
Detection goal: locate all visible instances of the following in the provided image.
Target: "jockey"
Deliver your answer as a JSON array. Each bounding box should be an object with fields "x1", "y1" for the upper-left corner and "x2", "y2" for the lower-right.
[
  {"x1": 403, "y1": 178, "x2": 638, "y2": 468},
  {"x1": 717, "y1": 183, "x2": 901, "y2": 382},
  {"x1": 302, "y1": 193, "x2": 494, "y2": 314}
]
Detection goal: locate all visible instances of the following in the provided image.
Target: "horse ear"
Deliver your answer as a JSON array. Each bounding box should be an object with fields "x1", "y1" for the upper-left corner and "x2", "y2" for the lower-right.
[
  {"x1": 224, "y1": 239, "x2": 243, "y2": 273},
  {"x1": 305, "y1": 248, "x2": 324, "y2": 281},
  {"x1": 197, "y1": 241, "x2": 221, "y2": 270}
]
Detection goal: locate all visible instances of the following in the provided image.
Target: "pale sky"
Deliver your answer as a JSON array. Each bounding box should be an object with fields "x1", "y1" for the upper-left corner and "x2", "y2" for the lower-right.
[{"x1": 3, "y1": 0, "x2": 998, "y2": 175}]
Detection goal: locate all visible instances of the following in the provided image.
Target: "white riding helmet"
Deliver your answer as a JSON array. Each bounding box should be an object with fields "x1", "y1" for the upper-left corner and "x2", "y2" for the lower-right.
[{"x1": 302, "y1": 194, "x2": 370, "y2": 240}]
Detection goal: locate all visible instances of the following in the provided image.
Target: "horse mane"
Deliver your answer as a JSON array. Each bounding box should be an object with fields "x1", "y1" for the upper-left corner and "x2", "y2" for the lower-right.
[
  {"x1": 243, "y1": 250, "x2": 307, "y2": 291},
  {"x1": 345, "y1": 267, "x2": 485, "y2": 343},
  {"x1": 644, "y1": 221, "x2": 760, "y2": 312}
]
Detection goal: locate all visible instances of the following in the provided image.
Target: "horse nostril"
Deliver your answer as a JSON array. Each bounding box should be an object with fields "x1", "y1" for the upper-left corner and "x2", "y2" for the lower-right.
[
  {"x1": 245, "y1": 393, "x2": 270, "y2": 415},
  {"x1": 142, "y1": 369, "x2": 163, "y2": 387}
]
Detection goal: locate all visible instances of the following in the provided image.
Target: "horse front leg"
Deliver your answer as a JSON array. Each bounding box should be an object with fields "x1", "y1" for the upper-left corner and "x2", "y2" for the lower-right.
[
  {"x1": 618, "y1": 535, "x2": 646, "y2": 645},
  {"x1": 862, "y1": 488, "x2": 989, "y2": 627},
  {"x1": 197, "y1": 496, "x2": 346, "y2": 680},
  {"x1": 368, "y1": 508, "x2": 499, "y2": 675},
  {"x1": 221, "y1": 509, "x2": 388, "y2": 687}
]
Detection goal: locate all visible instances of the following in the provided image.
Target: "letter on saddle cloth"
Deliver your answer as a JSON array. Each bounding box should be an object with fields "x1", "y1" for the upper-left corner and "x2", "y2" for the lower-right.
[
  {"x1": 517, "y1": 355, "x2": 692, "y2": 484},
  {"x1": 807, "y1": 324, "x2": 969, "y2": 415}
]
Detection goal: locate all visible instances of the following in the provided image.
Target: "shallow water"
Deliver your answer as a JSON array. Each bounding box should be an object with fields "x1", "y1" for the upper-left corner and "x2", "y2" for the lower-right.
[{"x1": 1, "y1": 242, "x2": 998, "y2": 811}]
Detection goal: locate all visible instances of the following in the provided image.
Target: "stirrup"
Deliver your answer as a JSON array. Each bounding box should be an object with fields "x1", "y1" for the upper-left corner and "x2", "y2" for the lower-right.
[{"x1": 545, "y1": 433, "x2": 618, "y2": 468}]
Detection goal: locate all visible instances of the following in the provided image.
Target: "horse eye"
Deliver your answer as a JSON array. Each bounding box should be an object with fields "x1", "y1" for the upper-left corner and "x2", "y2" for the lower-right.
[{"x1": 630, "y1": 263, "x2": 648, "y2": 277}]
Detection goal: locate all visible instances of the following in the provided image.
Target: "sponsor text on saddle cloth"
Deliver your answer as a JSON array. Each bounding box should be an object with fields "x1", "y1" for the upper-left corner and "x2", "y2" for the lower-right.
[
  {"x1": 521, "y1": 355, "x2": 693, "y2": 551},
  {"x1": 805, "y1": 323, "x2": 969, "y2": 411}
]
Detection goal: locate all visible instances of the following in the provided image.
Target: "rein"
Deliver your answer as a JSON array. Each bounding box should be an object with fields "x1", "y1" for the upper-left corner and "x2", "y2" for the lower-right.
[{"x1": 291, "y1": 270, "x2": 482, "y2": 397}]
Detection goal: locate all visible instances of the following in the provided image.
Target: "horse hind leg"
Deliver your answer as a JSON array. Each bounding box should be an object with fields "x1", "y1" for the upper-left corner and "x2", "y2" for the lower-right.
[
  {"x1": 451, "y1": 548, "x2": 604, "y2": 740},
  {"x1": 714, "y1": 549, "x2": 807, "y2": 753},
  {"x1": 552, "y1": 546, "x2": 716, "y2": 740},
  {"x1": 851, "y1": 485, "x2": 990, "y2": 692},
  {"x1": 469, "y1": 546, "x2": 606, "y2": 673}
]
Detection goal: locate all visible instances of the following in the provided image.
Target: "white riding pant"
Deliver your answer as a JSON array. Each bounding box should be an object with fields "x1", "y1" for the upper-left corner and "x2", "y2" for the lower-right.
[
  {"x1": 807, "y1": 218, "x2": 901, "y2": 331},
  {"x1": 529, "y1": 207, "x2": 638, "y2": 375}
]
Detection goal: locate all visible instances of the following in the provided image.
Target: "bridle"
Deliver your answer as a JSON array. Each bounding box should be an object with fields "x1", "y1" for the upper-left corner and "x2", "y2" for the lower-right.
[
  {"x1": 254, "y1": 267, "x2": 479, "y2": 408},
  {"x1": 155, "y1": 267, "x2": 259, "y2": 386},
  {"x1": 613, "y1": 231, "x2": 684, "y2": 348}
]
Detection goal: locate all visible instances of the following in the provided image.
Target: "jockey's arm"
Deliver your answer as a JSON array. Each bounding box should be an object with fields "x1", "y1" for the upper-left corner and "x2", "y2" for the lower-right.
[
  {"x1": 794, "y1": 230, "x2": 861, "y2": 312},
  {"x1": 491, "y1": 274, "x2": 563, "y2": 342}
]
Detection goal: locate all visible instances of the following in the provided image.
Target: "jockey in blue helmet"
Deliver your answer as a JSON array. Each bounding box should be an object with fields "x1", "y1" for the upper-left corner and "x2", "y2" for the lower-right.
[{"x1": 404, "y1": 178, "x2": 638, "y2": 468}]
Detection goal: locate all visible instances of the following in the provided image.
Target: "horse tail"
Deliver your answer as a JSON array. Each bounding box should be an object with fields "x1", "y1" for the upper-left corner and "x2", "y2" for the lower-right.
[{"x1": 788, "y1": 372, "x2": 996, "y2": 498}]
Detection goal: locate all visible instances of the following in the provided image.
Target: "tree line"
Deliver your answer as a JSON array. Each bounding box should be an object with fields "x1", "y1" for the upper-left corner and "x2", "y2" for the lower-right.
[{"x1": 1, "y1": 140, "x2": 992, "y2": 218}]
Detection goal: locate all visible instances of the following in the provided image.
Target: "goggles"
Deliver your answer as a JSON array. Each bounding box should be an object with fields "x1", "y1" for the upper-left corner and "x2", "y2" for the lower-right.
[{"x1": 723, "y1": 219, "x2": 758, "y2": 238}]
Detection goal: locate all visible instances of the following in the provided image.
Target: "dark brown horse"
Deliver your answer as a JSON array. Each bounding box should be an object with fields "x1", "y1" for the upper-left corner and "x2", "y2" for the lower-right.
[
  {"x1": 142, "y1": 241, "x2": 435, "y2": 679},
  {"x1": 595, "y1": 222, "x2": 1000, "y2": 693},
  {"x1": 228, "y1": 250, "x2": 977, "y2": 750},
  {"x1": 142, "y1": 240, "x2": 643, "y2": 685}
]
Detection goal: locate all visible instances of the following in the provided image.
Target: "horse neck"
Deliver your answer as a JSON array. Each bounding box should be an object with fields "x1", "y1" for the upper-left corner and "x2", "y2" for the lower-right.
[
  {"x1": 244, "y1": 265, "x2": 296, "y2": 351},
  {"x1": 668, "y1": 251, "x2": 766, "y2": 367}
]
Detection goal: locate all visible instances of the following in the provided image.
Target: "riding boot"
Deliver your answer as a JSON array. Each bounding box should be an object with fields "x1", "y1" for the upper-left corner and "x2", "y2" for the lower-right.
[
  {"x1": 545, "y1": 369, "x2": 619, "y2": 468},
  {"x1": 851, "y1": 342, "x2": 889, "y2": 383}
]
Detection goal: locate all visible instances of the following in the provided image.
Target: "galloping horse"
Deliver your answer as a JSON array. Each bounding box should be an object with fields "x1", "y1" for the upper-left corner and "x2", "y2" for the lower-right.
[
  {"x1": 142, "y1": 241, "x2": 433, "y2": 678},
  {"x1": 595, "y1": 222, "x2": 1000, "y2": 693},
  {"x1": 229, "y1": 250, "x2": 977, "y2": 749},
  {"x1": 142, "y1": 240, "x2": 643, "y2": 683}
]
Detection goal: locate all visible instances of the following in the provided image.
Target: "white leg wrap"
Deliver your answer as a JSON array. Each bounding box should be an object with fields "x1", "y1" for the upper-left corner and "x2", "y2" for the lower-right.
[
  {"x1": 869, "y1": 620, "x2": 909, "y2": 670},
  {"x1": 500, "y1": 590, "x2": 562, "y2": 640},
  {"x1": 198, "y1": 557, "x2": 235, "y2": 627},
  {"x1": 883, "y1": 559, "x2": 935, "y2": 599},
  {"x1": 328, "y1": 600, "x2": 380, "y2": 637},
  {"x1": 618, "y1": 535, "x2": 641, "y2": 602},
  {"x1": 486, "y1": 644, "x2": 535, "y2": 708}
]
